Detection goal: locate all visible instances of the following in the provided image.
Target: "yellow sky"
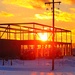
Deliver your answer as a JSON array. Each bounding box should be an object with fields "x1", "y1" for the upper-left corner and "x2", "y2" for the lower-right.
[{"x1": 0, "y1": 0, "x2": 75, "y2": 43}]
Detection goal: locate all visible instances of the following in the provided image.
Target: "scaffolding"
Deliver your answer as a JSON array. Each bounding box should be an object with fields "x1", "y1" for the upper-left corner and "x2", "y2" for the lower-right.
[{"x1": 0, "y1": 22, "x2": 72, "y2": 59}]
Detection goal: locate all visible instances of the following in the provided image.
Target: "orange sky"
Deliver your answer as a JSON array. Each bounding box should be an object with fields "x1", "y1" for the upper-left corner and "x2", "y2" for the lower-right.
[{"x1": 0, "y1": 0, "x2": 75, "y2": 43}]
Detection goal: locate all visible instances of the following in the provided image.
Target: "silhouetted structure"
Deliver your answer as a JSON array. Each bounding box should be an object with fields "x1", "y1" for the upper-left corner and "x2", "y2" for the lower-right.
[{"x1": 0, "y1": 22, "x2": 72, "y2": 60}]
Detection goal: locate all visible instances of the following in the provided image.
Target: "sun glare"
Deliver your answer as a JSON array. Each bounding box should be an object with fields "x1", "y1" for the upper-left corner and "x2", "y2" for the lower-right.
[{"x1": 39, "y1": 33, "x2": 48, "y2": 41}]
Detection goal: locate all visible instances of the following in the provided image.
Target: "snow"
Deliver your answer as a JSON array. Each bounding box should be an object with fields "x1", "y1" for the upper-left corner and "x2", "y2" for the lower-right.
[{"x1": 0, "y1": 56, "x2": 75, "y2": 75}]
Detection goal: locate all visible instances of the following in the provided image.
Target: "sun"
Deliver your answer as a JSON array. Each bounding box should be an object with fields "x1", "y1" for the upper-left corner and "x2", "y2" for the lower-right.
[{"x1": 39, "y1": 33, "x2": 48, "y2": 41}]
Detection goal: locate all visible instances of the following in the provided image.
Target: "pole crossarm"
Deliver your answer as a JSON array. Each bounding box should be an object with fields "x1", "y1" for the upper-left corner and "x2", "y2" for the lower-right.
[{"x1": 45, "y1": 1, "x2": 61, "y2": 5}]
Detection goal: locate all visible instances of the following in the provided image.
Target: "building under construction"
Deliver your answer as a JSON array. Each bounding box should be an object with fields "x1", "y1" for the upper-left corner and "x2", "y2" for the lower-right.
[{"x1": 0, "y1": 22, "x2": 72, "y2": 59}]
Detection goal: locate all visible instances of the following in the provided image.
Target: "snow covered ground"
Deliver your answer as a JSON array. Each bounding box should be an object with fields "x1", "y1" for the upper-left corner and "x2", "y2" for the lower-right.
[{"x1": 0, "y1": 56, "x2": 75, "y2": 75}]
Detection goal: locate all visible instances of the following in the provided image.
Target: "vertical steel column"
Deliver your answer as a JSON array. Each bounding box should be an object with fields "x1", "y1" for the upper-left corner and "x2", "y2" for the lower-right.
[
  {"x1": 14, "y1": 30, "x2": 16, "y2": 40},
  {"x1": 56, "y1": 30, "x2": 57, "y2": 42},
  {"x1": 61, "y1": 30, "x2": 62, "y2": 42},
  {"x1": 33, "y1": 24, "x2": 35, "y2": 56},
  {"x1": 33, "y1": 24, "x2": 36, "y2": 58},
  {"x1": 23, "y1": 31, "x2": 24, "y2": 55},
  {"x1": 7, "y1": 24, "x2": 10, "y2": 39},
  {"x1": 33, "y1": 24, "x2": 35, "y2": 40},
  {"x1": 55, "y1": 30, "x2": 57, "y2": 55},
  {"x1": 62, "y1": 44, "x2": 64, "y2": 56},
  {"x1": 7, "y1": 25, "x2": 9, "y2": 39},
  {"x1": 23, "y1": 31, "x2": 24, "y2": 40},
  {"x1": 68, "y1": 44, "x2": 70, "y2": 55},
  {"x1": 43, "y1": 26, "x2": 44, "y2": 57},
  {"x1": 66, "y1": 32, "x2": 68, "y2": 55},
  {"x1": 8, "y1": 25, "x2": 10, "y2": 39},
  {"x1": 70, "y1": 32, "x2": 72, "y2": 55},
  {"x1": 28, "y1": 28, "x2": 29, "y2": 50},
  {"x1": 20, "y1": 26, "x2": 21, "y2": 40},
  {"x1": 61, "y1": 30, "x2": 63, "y2": 56},
  {"x1": 28, "y1": 28, "x2": 29, "y2": 40}
]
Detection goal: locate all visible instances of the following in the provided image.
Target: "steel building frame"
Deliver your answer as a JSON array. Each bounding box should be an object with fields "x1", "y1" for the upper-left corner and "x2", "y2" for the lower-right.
[{"x1": 0, "y1": 22, "x2": 72, "y2": 59}]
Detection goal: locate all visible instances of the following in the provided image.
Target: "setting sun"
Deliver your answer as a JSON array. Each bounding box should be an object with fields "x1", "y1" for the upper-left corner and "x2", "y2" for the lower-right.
[{"x1": 39, "y1": 33, "x2": 48, "y2": 41}]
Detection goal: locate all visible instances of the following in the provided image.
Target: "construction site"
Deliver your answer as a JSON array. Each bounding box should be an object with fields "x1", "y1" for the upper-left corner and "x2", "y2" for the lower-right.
[{"x1": 0, "y1": 22, "x2": 72, "y2": 60}]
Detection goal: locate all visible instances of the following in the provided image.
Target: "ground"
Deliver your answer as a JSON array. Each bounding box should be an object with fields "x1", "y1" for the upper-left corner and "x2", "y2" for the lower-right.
[{"x1": 0, "y1": 56, "x2": 75, "y2": 75}]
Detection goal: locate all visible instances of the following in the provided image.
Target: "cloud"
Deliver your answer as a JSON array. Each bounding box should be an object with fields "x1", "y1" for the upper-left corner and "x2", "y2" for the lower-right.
[
  {"x1": 35, "y1": 11, "x2": 52, "y2": 20},
  {"x1": 62, "y1": 0, "x2": 75, "y2": 4},
  {"x1": 0, "y1": 11, "x2": 14, "y2": 17},
  {"x1": 2, "y1": 0, "x2": 51, "y2": 9},
  {"x1": 35, "y1": 9, "x2": 75, "y2": 22},
  {"x1": 70, "y1": 8, "x2": 75, "y2": 12},
  {"x1": 3, "y1": 0, "x2": 75, "y2": 9}
]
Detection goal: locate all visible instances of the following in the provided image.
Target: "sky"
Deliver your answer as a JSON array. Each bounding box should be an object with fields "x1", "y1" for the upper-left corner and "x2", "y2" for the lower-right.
[{"x1": 0, "y1": 0, "x2": 75, "y2": 43}]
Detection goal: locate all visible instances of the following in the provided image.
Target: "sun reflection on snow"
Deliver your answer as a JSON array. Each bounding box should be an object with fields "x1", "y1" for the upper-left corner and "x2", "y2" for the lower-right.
[{"x1": 31, "y1": 72, "x2": 55, "y2": 75}]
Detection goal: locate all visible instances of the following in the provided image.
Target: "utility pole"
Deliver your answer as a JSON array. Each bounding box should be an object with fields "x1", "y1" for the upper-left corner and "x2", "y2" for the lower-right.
[{"x1": 45, "y1": 0, "x2": 61, "y2": 70}]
